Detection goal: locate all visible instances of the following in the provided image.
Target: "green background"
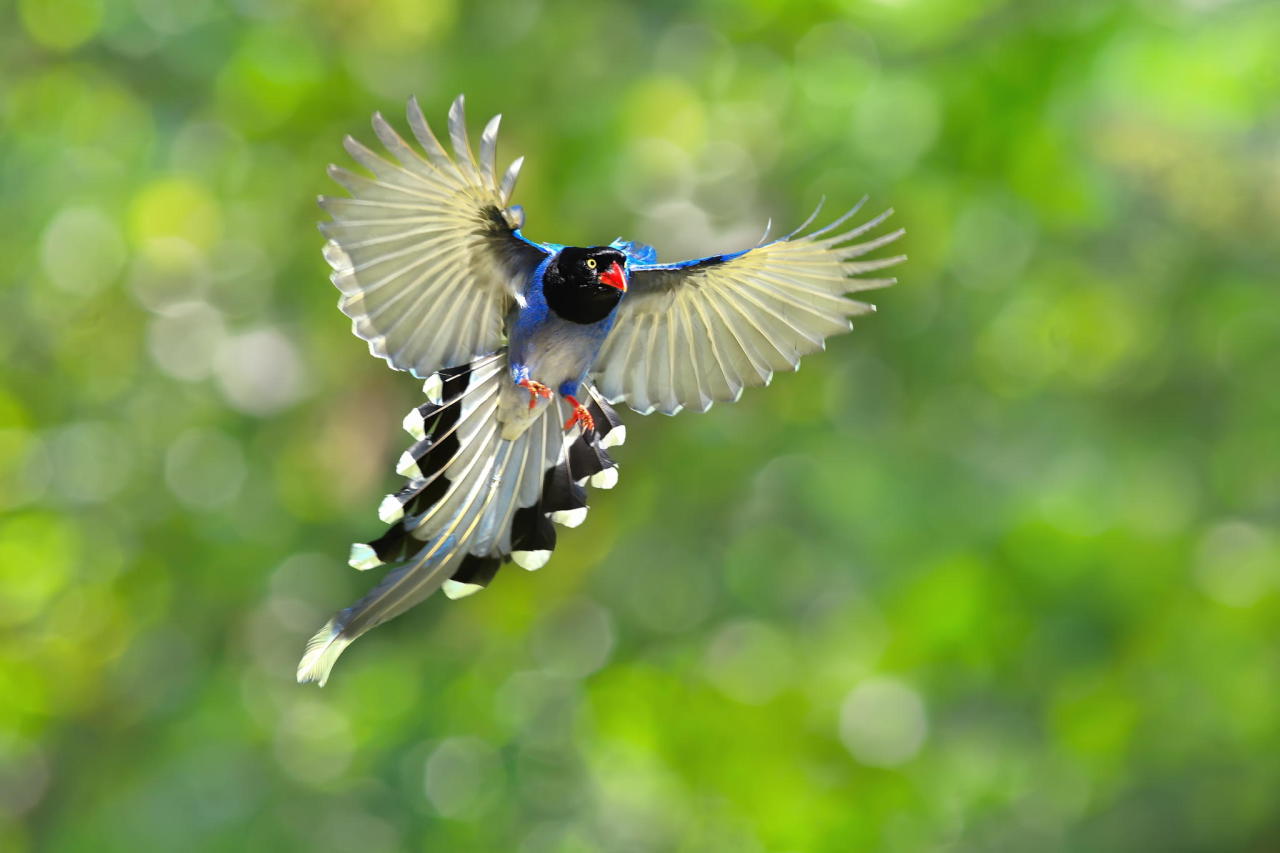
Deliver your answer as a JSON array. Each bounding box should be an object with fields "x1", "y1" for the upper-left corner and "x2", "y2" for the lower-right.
[{"x1": 3, "y1": 0, "x2": 1279, "y2": 850}]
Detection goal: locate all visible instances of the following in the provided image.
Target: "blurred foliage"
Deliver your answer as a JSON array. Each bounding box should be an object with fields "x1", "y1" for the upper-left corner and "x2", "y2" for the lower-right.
[{"x1": 2, "y1": 0, "x2": 1280, "y2": 850}]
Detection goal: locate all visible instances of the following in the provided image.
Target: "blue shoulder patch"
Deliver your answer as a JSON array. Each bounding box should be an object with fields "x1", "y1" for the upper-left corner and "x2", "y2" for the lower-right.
[{"x1": 610, "y1": 238, "x2": 659, "y2": 266}]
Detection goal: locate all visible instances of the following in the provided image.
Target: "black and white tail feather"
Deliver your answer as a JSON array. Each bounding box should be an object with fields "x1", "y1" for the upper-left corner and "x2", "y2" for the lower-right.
[
  {"x1": 301, "y1": 94, "x2": 905, "y2": 685},
  {"x1": 297, "y1": 350, "x2": 625, "y2": 686}
]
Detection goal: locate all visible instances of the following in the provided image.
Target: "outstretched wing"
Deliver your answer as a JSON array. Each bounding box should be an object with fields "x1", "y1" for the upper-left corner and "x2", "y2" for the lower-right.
[
  {"x1": 321, "y1": 95, "x2": 549, "y2": 378},
  {"x1": 591, "y1": 199, "x2": 905, "y2": 415}
]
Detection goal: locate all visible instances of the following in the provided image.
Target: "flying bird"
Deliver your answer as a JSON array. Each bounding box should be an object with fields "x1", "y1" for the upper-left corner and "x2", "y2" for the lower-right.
[{"x1": 298, "y1": 95, "x2": 904, "y2": 685}]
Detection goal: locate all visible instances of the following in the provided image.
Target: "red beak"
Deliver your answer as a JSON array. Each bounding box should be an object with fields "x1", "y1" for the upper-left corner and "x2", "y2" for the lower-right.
[{"x1": 599, "y1": 260, "x2": 627, "y2": 292}]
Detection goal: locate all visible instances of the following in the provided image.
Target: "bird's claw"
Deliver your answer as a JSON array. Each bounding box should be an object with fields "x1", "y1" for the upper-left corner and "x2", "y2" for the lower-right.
[
  {"x1": 518, "y1": 378, "x2": 552, "y2": 410},
  {"x1": 562, "y1": 395, "x2": 594, "y2": 434}
]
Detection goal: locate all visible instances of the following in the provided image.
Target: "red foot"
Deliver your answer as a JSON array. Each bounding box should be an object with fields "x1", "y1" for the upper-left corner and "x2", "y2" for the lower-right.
[
  {"x1": 518, "y1": 378, "x2": 552, "y2": 410},
  {"x1": 562, "y1": 395, "x2": 595, "y2": 433}
]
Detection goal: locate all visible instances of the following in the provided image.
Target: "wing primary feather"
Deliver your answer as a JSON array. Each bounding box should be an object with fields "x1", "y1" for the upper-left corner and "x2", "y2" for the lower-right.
[
  {"x1": 327, "y1": 163, "x2": 442, "y2": 204},
  {"x1": 736, "y1": 273, "x2": 855, "y2": 331},
  {"x1": 756, "y1": 218, "x2": 773, "y2": 248},
  {"x1": 641, "y1": 313, "x2": 665, "y2": 414},
  {"x1": 371, "y1": 111, "x2": 431, "y2": 176},
  {"x1": 499, "y1": 156, "x2": 524, "y2": 203},
  {"x1": 342, "y1": 135, "x2": 403, "y2": 183},
  {"x1": 661, "y1": 302, "x2": 681, "y2": 413},
  {"x1": 784, "y1": 196, "x2": 828, "y2": 241},
  {"x1": 705, "y1": 296, "x2": 772, "y2": 384},
  {"x1": 479, "y1": 114, "x2": 501, "y2": 188},
  {"x1": 677, "y1": 300, "x2": 710, "y2": 411},
  {"x1": 807, "y1": 196, "x2": 869, "y2": 241},
  {"x1": 823, "y1": 207, "x2": 895, "y2": 246},
  {"x1": 406, "y1": 95, "x2": 452, "y2": 169},
  {"x1": 730, "y1": 282, "x2": 828, "y2": 349},
  {"x1": 837, "y1": 227, "x2": 906, "y2": 261},
  {"x1": 687, "y1": 296, "x2": 741, "y2": 403},
  {"x1": 447, "y1": 95, "x2": 482, "y2": 183},
  {"x1": 846, "y1": 277, "x2": 897, "y2": 293},
  {"x1": 844, "y1": 253, "x2": 908, "y2": 275}
]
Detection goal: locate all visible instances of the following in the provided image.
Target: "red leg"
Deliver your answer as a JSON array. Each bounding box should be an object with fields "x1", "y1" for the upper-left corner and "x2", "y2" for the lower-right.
[
  {"x1": 518, "y1": 378, "x2": 552, "y2": 410},
  {"x1": 562, "y1": 395, "x2": 595, "y2": 433}
]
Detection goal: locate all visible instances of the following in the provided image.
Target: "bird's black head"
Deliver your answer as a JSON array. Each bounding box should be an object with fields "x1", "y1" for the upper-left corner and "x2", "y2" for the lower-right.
[{"x1": 543, "y1": 246, "x2": 628, "y2": 325}]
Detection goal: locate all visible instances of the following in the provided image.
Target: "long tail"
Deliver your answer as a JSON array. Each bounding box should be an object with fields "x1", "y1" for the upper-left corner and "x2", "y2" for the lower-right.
[{"x1": 297, "y1": 352, "x2": 626, "y2": 686}]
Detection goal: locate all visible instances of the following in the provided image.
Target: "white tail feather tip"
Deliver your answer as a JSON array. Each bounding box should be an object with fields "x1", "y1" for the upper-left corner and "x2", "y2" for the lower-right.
[
  {"x1": 442, "y1": 579, "x2": 483, "y2": 600},
  {"x1": 601, "y1": 425, "x2": 626, "y2": 449},
  {"x1": 422, "y1": 374, "x2": 443, "y2": 405},
  {"x1": 348, "y1": 543, "x2": 382, "y2": 570},
  {"x1": 297, "y1": 618, "x2": 352, "y2": 687},
  {"x1": 589, "y1": 467, "x2": 618, "y2": 489},
  {"x1": 513, "y1": 549, "x2": 551, "y2": 571},
  {"x1": 551, "y1": 507, "x2": 588, "y2": 528},
  {"x1": 403, "y1": 408, "x2": 426, "y2": 440},
  {"x1": 378, "y1": 494, "x2": 405, "y2": 524},
  {"x1": 396, "y1": 451, "x2": 421, "y2": 479}
]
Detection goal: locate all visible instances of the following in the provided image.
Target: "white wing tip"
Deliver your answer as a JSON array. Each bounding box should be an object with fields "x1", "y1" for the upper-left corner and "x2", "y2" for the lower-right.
[
  {"x1": 297, "y1": 618, "x2": 352, "y2": 687},
  {"x1": 589, "y1": 467, "x2": 619, "y2": 490},
  {"x1": 442, "y1": 579, "x2": 483, "y2": 600},
  {"x1": 513, "y1": 549, "x2": 551, "y2": 571},
  {"x1": 322, "y1": 240, "x2": 353, "y2": 275},
  {"x1": 550, "y1": 507, "x2": 588, "y2": 528}
]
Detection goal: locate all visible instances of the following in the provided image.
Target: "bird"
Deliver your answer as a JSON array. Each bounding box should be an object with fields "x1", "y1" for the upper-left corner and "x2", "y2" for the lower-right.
[{"x1": 297, "y1": 95, "x2": 905, "y2": 685}]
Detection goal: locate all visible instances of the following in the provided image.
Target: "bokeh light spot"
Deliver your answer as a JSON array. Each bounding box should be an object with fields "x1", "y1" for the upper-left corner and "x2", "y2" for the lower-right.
[
  {"x1": 852, "y1": 75, "x2": 939, "y2": 176},
  {"x1": 40, "y1": 206, "x2": 126, "y2": 295},
  {"x1": 273, "y1": 699, "x2": 354, "y2": 786},
  {"x1": 703, "y1": 619, "x2": 796, "y2": 705},
  {"x1": 0, "y1": 393, "x2": 50, "y2": 512},
  {"x1": 424, "y1": 736, "x2": 503, "y2": 819},
  {"x1": 19, "y1": 0, "x2": 103, "y2": 51},
  {"x1": 46, "y1": 421, "x2": 134, "y2": 505},
  {"x1": 951, "y1": 193, "x2": 1038, "y2": 289},
  {"x1": 213, "y1": 327, "x2": 308, "y2": 415},
  {"x1": 215, "y1": 25, "x2": 323, "y2": 131},
  {"x1": 839, "y1": 676, "x2": 928, "y2": 767},
  {"x1": 133, "y1": 0, "x2": 214, "y2": 35},
  {"x1": 129, "y1": 178, "x2": 222, "y2": 251},
  {"x1": 164, "y1": 427, "x2": 248, "y2": 510},
  {"x1": 0, "y1": 512, "x2": 75, "y2": 627},
  {"x1": 531, "y1": 598, "x2": 616, "y2": 678},
  {"x1": 146, "y1": 301, "x2": 228, "y2": 381},
  {"x1": 1193, "y1": 520, "x2": 1279, "y2": 607},
  {"x1": 128, "y1": 237, "x2": 212, "y2": 313},
  {"x1": 625, "y1": 78, "x2": 707, "y2": 153},
  {"x1": 0, "y1": 736, "x2": 50, "y2": 818}
]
